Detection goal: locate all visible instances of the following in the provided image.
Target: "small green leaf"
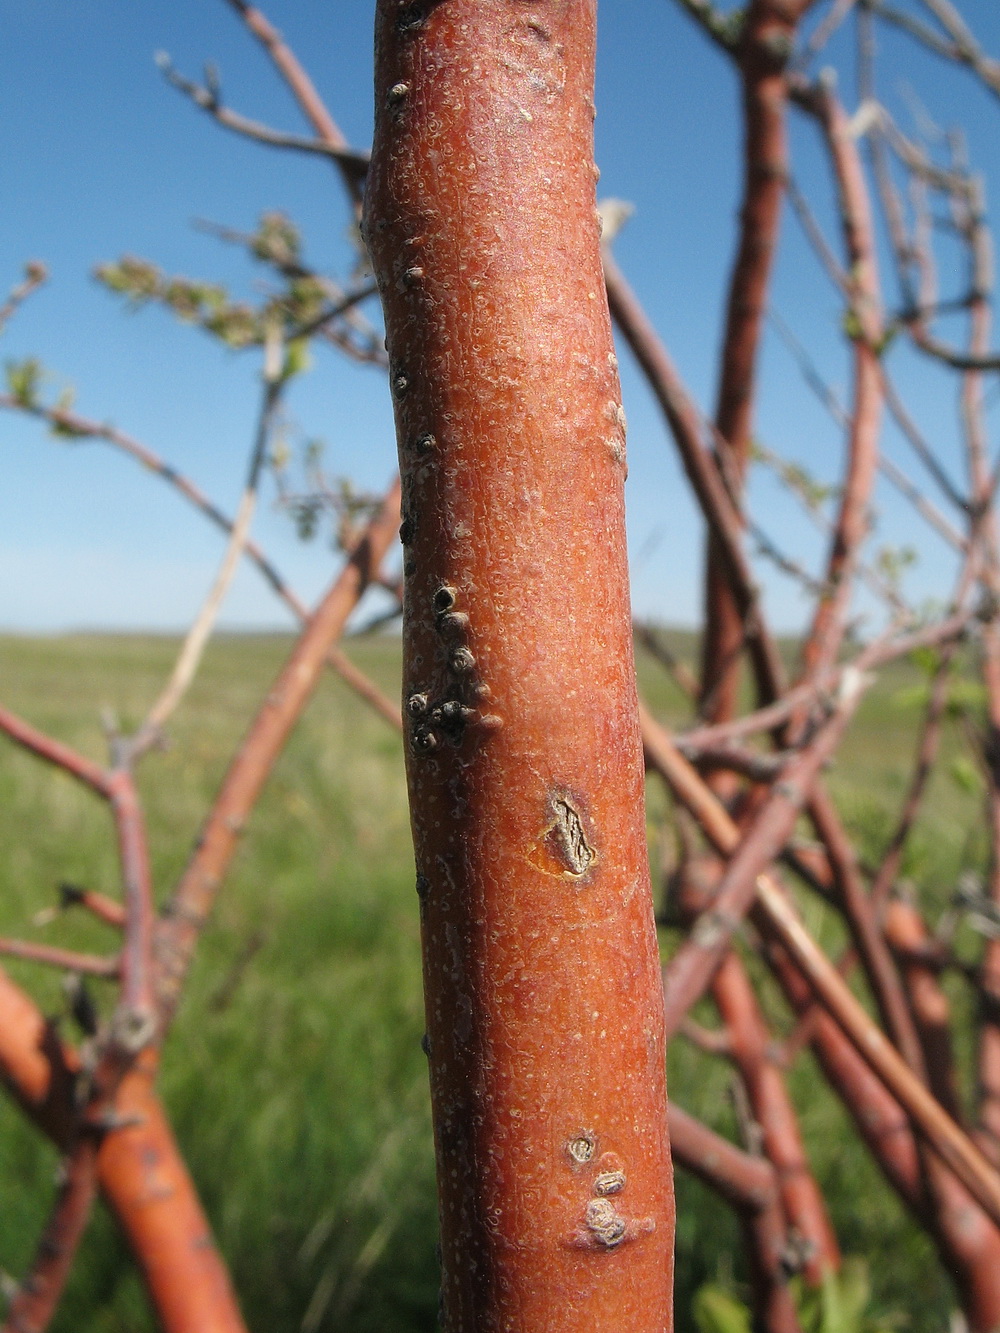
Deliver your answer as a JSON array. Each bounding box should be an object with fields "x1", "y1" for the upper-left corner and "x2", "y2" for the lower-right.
[
  {"x1": 693, "y1": 1285, "x2": 753, "y2": 1333},
  {"x1": 950, "y1": 756, "x2": 981, "y2": 795},
  {"x1": 5, "y1": 356, "x2": 43, "y2": 408},
  {"x1": 282, "y1": 337, "x2": 312, "y2": 382}
]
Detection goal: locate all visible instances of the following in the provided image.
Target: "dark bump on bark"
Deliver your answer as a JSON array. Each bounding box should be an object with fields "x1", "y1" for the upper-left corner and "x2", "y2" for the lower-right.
[
  {"x1": 407, "y1": 693, "x2": 429, "y2": 717},
  {"x1": 436, "y1": 611, "x2": 470, "y2": 638},
  {"x1": 413, "y1": 431, "x2": 436, "y2": 454},
  {"x1": 449, "y1": 647, "x2": 476, "y2": 675},
  {"x1": 387, "y1": 81, "x2": 410, "y2": 104},
  {"x1": 421, "y1": 1031, "x2": 432, "y2": 1056},
  {"x1": 392, "y1": 371, "x2": 410, "y2": 396},
  {"x1": 433, "y1": 585, "x2": 457, "y2": 612},
  {"x1": 415, "y1": 873, "x2": 431, "y2": 900},
  {"x1": 412, "y1": 727, "x2": 439, "y2": 755}
]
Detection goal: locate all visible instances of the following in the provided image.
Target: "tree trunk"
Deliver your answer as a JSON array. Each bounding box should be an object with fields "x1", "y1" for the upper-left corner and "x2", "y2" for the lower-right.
[{"x1": 365, "y1": 2, "x2": 675, "y2": 1328}]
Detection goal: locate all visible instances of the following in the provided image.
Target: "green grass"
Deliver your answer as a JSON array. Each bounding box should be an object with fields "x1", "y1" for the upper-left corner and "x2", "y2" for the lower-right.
[{"x1": 0, "y1": 631, "x2": 989, "y2": 1330}]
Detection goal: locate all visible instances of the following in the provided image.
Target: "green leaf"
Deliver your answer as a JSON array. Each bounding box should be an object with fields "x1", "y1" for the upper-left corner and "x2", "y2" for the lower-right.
[
  {"x1": 949, "y1": 756, "x2": 981, "y2": 795},
  {"x1": 282, "y1": 337, "x2": 312, "y2": 382},
  {"x1": 908, "y1": 646, "x2": 940, "y2": 679},
  {"x1": 5, "y1": 356, "x2": 43, "y2": 408},
  {"x1": 693, "y1": 1285, "x2": 753, "y2": 1333}
]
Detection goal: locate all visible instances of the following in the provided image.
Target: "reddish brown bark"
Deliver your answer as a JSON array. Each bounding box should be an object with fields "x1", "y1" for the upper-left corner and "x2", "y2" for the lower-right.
[
  {"x1": 96, "y1": 1053, "x2": 247, "y2": 1333},
  {"x1": 796, "y1": 85, "x2": 883, "y2": 683},
  {"x1": 702, "y1": 0, "x2": 802, "y2": 724},
  {"x1": 2, "y1": 1138, "x2": 99, "y2": 1333},
  {"x1": 603, "y1": 252, "x2": 786, "y2": 709},
  {"x1": 366, "y1": 3, "x2": 673, "y2": 1327},
  {"x1": 670, "y1": 1106, "x2": 800, "y2": 1333},
  {"x1": 713, "y1": 954, "x2": 840, "y2": 1281},
  {"x1": 883, "y1": 897, "x2": 962, "y2": 1123},
  {"x1": 0, "y1": 971, "x2": 246, "y2": 1333},
  {"x1": 154, "y1": 477, "x2": 402, "y2": 1026}
]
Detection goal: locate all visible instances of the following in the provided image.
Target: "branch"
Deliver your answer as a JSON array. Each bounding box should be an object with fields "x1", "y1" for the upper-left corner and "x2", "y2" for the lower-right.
[
  {"x1": 0, "y1": 704, "x2": 111, "y2": 799},
  {"x1": 658, "y1": 669, "x2": 871, "y2": 1035},
  {"x1": 668, "y1": 1103, "x2": 776, "y2": 1211},
  {"x1": 647, "y1": 713, "x2": 1000, "y2": 1231},
  {"x1": 869, "y1": 0, "x2": 1000, "y2": 101},
  {"x1": 603, "y1": 247, "x2": 787, "y2": 706},
  {"x1": 797, "y1": 82, "x2": 884, "y2": 683},
  {"x1": 107, "y1": 772, "x2": 156, "y2": 1047},
  {"x1": 156, "y1": 53, "x2": 370, "y2": 177},
  {"x1": 154, "y1": 477, "x2": 403, "y2": 1028},
  {"x1": 222, "y1": 0, "x2": 367, "y2": 208},
  {"x1": 0, "y1": 940, "x2": 119, "y2": 979},
  {"x1": 701, "y1": 0, "x2": 805, "y2": 728},
  {"x1": 1, "y1": 1138, "x2": 99, "y2": 1333},
  {"x1": 0, "y1": 975, "x2": 248, "y2": 1333},
  {"x1": 129, "y1": 329, "x2": 285, "y2": 758},
  {"x1": 0, "y1": 262, "x2": 47, "y2": 337}
]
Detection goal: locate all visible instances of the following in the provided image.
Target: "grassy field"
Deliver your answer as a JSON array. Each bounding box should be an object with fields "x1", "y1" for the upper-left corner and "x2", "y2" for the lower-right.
[{"x1": 0, "y1": 630, "x2": 987, "y2": 1330}]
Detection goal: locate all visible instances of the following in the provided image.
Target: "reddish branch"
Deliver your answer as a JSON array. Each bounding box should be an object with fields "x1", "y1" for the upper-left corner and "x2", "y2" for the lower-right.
[
  {"x1": 670, "y1": 1100, "x2": 802, "y2": 1332},
  {"x1": 796, "y1": 82, "x2": 883, "y2": 684},
  {"x1": 0, "y1": 971, "x2": 247, "y2": 1333},
  {"x1": 645, "y1": 710, "x2": 1000, "y2": 1230},
  {"x1": 0, "y1": 940, "x2": 119, "y2": 978},
  {"x1": 0, "y1": 703, "x2": 112, "y2": 798},
  {"x1": 660, "y1": 673, "x2": 870, "y2": 1035},
  {"x1": 2, "y1": 1138, "x2": 99, "y2": 1333},
  {"x1": 154, "y1": 476, "x2": 402, "y2": 1026},
  {"x1": 54, "y1": 884, "x2": 126, "y2": 930},
  {"x1": 367, "y1": 2, "x2": 674, "y2": 1326},
  {"x1": 602, "y1": 250, "x2": 785, "y2": 707},
  {"x1": 701, "y1": 0, "x2": 804, "y2": 726},
  {"x1": 712, "y1": 953, "x2": 840, "y2": 1280},
  {"x1": 223, "y1": 0, "x2": 367, "y2": 207}
]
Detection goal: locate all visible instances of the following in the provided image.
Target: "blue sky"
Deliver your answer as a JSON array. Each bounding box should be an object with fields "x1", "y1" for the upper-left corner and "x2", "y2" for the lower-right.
[{"x1": 2, "y1": 1, "x2": 999, "y2": 633}]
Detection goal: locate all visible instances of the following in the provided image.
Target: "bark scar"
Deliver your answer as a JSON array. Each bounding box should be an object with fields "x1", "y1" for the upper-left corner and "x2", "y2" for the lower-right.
[{"x1": 530, "y1": 793, "x2": 596, "y2": 878}]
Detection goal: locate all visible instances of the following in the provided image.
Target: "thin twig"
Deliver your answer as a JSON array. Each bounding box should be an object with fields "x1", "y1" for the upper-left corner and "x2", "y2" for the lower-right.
[
  {"x1": 222, "y1": 0, "x2": 367, "y2": 209},
  {"x1": 129, "y1": 327, "x2": 284, "y2": 758},
  {"x1": 0, "y1": 704, "x2": 111, "y2": 799},
  {"x1": 156, "y1": 53, "x2": 370, "y2": 177},
  {"x1": 154, "y1": 477, "x2": 403, "y2": 1029},
  {"x1": 0, "y1": 939, "x2": 119, "y2": 979},
  {"x1": 0, "y1": 262, "x2": 47, "y2": 337}
]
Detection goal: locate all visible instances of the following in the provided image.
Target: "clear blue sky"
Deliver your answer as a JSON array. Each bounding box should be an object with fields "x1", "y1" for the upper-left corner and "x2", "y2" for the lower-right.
[{"x1": 2, "y1": 1, "x2": 999, "y2": 633}]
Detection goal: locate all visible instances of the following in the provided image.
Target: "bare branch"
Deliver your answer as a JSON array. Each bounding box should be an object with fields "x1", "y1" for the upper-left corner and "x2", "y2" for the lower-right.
[
  {"x1": 156, "y1": 53, "x2": 370, "y2": 176},
  {"x1": 0, "y1": 939, "x2": 119, "y2": 979},
  {"x1": 0, "y1": 262, "x2": 47, "y2": 337},
  {"x1": 130, "y1": 329, "x2": 284, "y2": 758},
  {"x1": 1, "y1": 1138, "x2": 99, "y2": 1333}
]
